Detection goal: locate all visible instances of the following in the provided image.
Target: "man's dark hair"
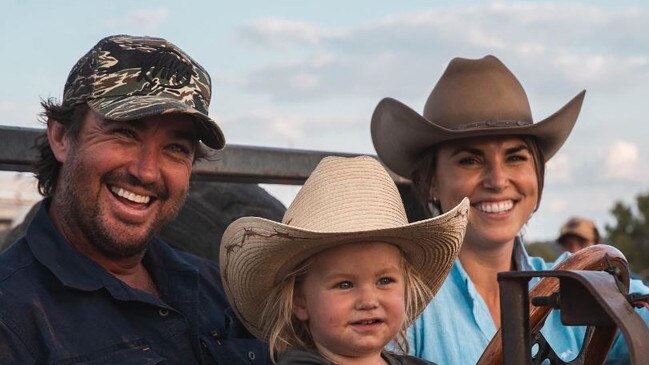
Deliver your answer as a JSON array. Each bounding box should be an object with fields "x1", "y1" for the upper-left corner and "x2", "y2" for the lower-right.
[
  {"x1": 34, "y1": 99, "x2": 88, "y2": 197},
  {"x1": 34, "y1": 99, "x2": 209, "y2": 197}
]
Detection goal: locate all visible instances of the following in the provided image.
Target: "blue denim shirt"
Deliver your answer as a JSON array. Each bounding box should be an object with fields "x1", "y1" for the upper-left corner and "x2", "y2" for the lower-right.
[
  {"x1": 408, "y1": 237, "x2": 649, "y2": 365},
  {"x1": 0, "y1": 200, "x2": 269, "y2": 364}
]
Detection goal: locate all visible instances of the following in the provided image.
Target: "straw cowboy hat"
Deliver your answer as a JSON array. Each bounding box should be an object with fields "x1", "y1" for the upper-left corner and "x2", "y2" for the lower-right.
[
  {"x1": 220, "y1": 155, "x2": 469, "y2": 339},
  {"x1": 371, "y1": 55, "x2": 586, "y2": 178}
]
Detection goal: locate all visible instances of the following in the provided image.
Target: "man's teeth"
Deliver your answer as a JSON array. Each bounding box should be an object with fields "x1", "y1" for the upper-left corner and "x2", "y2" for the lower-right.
[
  {"x1": 476, "y1": 200, "x2": 513, "y2": 213},
  {"x1": 109, "y1": 186, "x2": 151, "y2": 204}
]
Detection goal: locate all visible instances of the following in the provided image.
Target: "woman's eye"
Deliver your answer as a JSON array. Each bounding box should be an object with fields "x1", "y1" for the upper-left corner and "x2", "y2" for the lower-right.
[
  {"x1": 335, "y1": 281, "x2": 353, "y2": 289},
  {"x1": 507, "y1": 154, "x2": 528, "y2": 163},
  {"x1": 458, "y1": 156, "x2": 479, "y2": 165}
]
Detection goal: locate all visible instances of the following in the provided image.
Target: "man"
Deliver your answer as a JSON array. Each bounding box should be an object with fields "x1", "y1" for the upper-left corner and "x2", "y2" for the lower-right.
[
  {"x1": 556, "y1": 216, "x2": 601, "y2": 253},
  {"x1": 0, "y1": 35, "x2": 268, "y2": 364}
]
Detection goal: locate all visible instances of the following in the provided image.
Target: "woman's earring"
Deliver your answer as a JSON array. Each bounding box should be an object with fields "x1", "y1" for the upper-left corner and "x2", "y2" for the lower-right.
[{"x1": 427, "y1": 196, "x2": 441, "y2": 217}]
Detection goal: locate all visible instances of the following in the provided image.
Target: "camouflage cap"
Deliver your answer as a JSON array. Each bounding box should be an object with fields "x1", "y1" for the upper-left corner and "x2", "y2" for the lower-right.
[{"x1": 63, "y1": 34, "x2": 225, "y2": 150}]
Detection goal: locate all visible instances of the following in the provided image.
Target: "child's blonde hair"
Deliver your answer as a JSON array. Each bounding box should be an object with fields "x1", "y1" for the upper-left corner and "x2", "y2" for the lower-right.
[{"x1": 260, "y1": 248, "x2": 433, "y2": 362}]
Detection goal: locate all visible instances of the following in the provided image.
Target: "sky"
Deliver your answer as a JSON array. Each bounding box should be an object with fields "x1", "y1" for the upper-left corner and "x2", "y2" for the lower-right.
[{"x1": 1, "y1": 0, "x2": 648, "y2": 242}]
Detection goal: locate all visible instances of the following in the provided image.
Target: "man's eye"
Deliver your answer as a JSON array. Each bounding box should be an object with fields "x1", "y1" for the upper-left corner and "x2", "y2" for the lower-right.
[
  {"x1": 115, "y1": 128, "x2": 136, "y2": 138},
  {"x1": 168, "y1": 144, "x2": 191, "y2": 155},
  {"x1": 335, "y1": 281, "x2": 353, "y2": 289}
]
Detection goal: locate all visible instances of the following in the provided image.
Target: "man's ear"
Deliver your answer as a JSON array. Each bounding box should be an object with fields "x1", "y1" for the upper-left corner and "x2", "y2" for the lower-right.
[
  {"x1": 292, "y1": 288, "x2": 309, "y2": 321},
  {"x1": 47, "y1": 119, "x2": 70, "y2": 163}
]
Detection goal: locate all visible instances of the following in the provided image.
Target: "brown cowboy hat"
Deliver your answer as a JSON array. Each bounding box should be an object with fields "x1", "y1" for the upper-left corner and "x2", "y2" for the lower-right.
[
  {"x1": 371, "y1": 55, "x2": 586, "y2": 178},
  {"x1": 219, "y1": 156, "x2": 469, "y2": 339}
]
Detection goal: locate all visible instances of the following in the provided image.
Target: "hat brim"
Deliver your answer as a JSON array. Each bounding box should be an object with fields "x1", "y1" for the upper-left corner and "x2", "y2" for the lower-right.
[
  {"x1": 371, "y1": 91, "x2": 586, "y2": 178},
  {"x1": 219, "y1": 198, "x2": 469, "y2": 340},
  {"x1": 88, "y1": 96, "x2": 225, "y2": 150}
]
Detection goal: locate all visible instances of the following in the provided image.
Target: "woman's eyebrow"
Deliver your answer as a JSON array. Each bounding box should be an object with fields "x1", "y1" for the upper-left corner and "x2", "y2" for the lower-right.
[
  {"x1": 449, "y1": 143, "x2": 529, "y2": 157},
  {"x1": 505, "y1": 144, "x2": 530, "y2": 154},
  {"x1": 450, "y1": 147, "x2": 484, "y2": 157}
]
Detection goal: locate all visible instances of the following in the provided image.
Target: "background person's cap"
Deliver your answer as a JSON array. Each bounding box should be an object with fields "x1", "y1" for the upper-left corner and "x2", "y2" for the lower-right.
[
  {"x1": 558, "y1": 217, "x2": 598, "y2": 243},
  {"x1": 62, "y1": 34, "x2": 225, "y2": 150}
]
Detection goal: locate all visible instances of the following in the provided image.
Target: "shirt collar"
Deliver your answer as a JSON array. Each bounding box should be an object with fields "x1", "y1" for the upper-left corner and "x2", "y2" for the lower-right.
[
  {"x1": 448, "y1": 236, "x2": 538, "y2": 337},
  {"x1": 25, "y1": 199, "x2": 197, "y2": 298},
  {"x1": 26, "y1": 199, "x2": 109, "y2": 292},
  {"x1": 513, "y1": 235, "x2": 535, "y2": 271}
]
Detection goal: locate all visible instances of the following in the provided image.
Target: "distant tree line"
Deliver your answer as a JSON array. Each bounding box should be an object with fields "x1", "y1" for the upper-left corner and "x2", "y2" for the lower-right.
[
  {"x1": 605, "y1": 191, "x2": 649, "y2": 281},
  {"x1": 527, "y1": 191, "x2": 649, "y2": 282}
]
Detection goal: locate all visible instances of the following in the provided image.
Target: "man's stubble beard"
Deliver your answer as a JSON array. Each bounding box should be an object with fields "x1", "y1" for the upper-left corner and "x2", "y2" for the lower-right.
[{"x1": 53, "y1": 154, "x2": 188, "y2": 259}]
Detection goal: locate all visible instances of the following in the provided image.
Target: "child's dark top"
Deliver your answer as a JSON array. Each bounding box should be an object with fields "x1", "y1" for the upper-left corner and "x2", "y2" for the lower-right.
[{"x1": 277, "y1": 349, "x2": 436, "y2": 365}]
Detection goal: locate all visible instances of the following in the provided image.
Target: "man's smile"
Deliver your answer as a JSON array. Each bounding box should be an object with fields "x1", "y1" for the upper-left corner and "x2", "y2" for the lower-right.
[{"x1": 109, "y1": 185, "x2": 153, "y2": 205}]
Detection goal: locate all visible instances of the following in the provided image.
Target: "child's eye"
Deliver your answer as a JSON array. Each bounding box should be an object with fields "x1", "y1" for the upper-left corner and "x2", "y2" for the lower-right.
[
  {"x1": 377, "y1": 277, "x2": 395, "y2": 286},
  {"x1": 335, "y1": 281, "x2": 353, "y2": 289}
]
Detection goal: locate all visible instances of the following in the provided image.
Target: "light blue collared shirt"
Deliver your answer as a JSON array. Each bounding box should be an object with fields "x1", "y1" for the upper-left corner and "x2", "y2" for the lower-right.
[{"x1": 408, "y1": 238, "x2": 649, "y2": 364}]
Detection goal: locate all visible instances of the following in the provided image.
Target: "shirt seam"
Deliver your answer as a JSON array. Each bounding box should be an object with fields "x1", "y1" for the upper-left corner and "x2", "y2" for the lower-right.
[
  {"x1": 0, "y1": 312, "x2": 37, "y2": 361},
  {"x1": 0, "y1": 258, "x2": 36, "y2": 284}
]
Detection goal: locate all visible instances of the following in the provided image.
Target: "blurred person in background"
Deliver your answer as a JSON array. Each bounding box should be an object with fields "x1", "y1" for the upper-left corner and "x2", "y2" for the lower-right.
[{"x1": 556, "y1": 216, "x2": 601, "y2": 253}]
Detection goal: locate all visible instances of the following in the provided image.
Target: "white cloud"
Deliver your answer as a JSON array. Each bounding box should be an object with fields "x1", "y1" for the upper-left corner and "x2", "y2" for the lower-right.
[
  {"x1": 604, "y1": 140, "x2": 647, "y2": 182},
  {"x1": 239, "y1": 18, "x2": 344, "y2": 49},
  {"x1": 555, "y1": 54, "x2": 649, "y2": 85},
  {"x1": 224, "y1": 111, "x2": 306, "y2": 148},
  {"x1": 288, "y1": 72, "x2": 320, "y2": 91},
  {"x1": 267, "y1": 115, "x2": 306, "y2": 145},
  {"x1": 238, "y1": 3, "x2": 649, "y2": 102},
  {"x1": 546, "y1": 154, "x2": 572, "y2": 184},
  {"x1": 220, "y1": 106, "x2": 372, "y2": 152},
  {"x1": 107, "y1": 8, "x2": 169, "y2": 31},
  {"x1": 0, "y1": 100, "x2": 41, "y2": 128},
  {"x1": 0, "y1": 101, "x2": 15, "y2": 112},
  {"x1": 545, "y1": 197, "x2": 569, "y2": 214}
]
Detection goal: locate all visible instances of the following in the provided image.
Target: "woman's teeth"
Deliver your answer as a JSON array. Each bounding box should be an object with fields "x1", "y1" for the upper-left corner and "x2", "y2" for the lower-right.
[{"x1": 476, "y1": 200, "x2": 513, "y2": 213}]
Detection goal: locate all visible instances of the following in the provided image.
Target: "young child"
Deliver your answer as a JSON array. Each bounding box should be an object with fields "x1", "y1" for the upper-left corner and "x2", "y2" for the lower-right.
[{"x1": 220, "y1": 156, "x2": 469, "y2": 365}]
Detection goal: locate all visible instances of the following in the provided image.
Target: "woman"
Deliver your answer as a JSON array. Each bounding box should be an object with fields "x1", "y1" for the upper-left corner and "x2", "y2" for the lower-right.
[{"x1": 370, "y1": 55, "x2": 649, "y2": 364}]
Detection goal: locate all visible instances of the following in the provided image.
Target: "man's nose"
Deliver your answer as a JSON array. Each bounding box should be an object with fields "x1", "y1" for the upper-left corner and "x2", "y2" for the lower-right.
[{"x1": 128, "y1": 146, "x2": 161, "y2": 185}]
